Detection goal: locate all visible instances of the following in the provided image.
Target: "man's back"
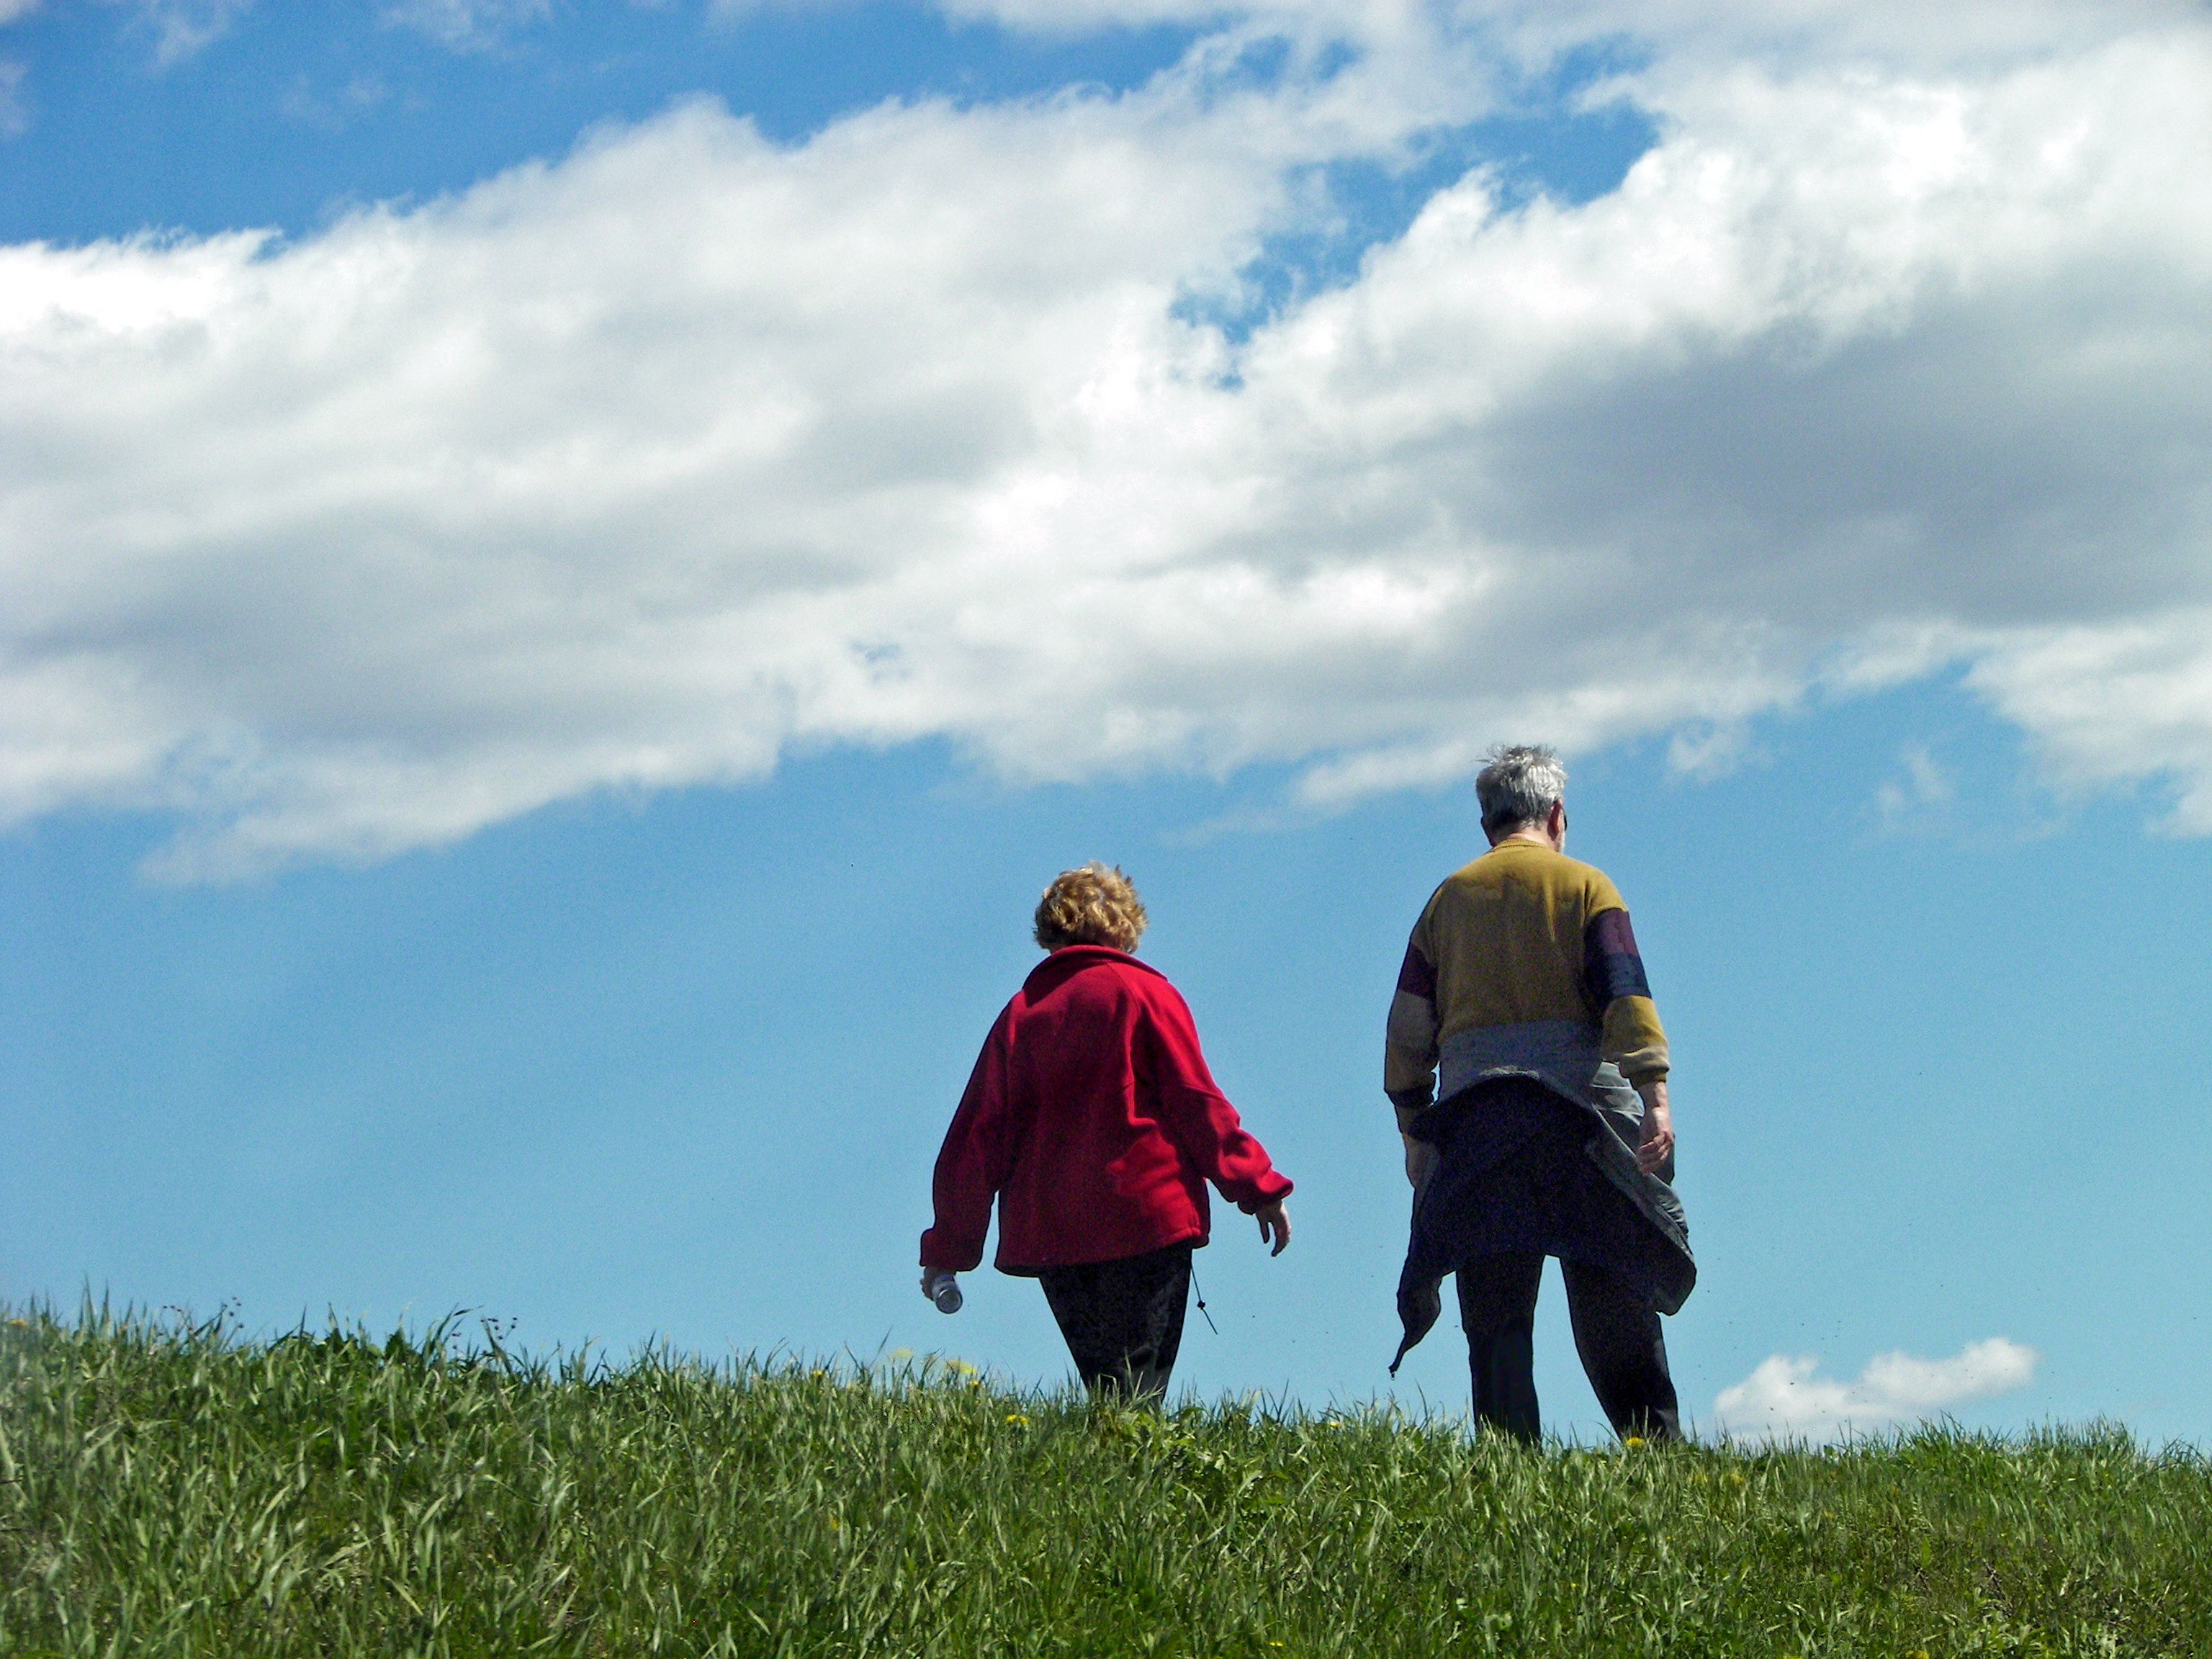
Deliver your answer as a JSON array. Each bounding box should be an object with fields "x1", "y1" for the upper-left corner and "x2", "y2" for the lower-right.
[
  {"x1": 1388, "y1": 840, "x2": 1667, "y2": 1111},
  {"x1": 1419, "y1": 840, "x2": 1625, "y2": 1035}
]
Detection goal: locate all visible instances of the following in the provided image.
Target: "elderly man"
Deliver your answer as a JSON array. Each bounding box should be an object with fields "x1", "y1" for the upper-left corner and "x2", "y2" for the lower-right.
[{"x1": 1385, "y1": 745, "x2": 1694, "y2": 1444}]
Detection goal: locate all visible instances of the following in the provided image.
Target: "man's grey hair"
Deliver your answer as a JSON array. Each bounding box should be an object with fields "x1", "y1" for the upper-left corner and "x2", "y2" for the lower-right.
[{"x1": 1476, "y1": 745, "x2": 1568, "y2": 835}]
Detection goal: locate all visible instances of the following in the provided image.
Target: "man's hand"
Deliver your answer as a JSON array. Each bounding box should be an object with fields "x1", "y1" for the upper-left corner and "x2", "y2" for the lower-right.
[
  {"x1": 919, "y1": 1268, "x2": 941, "y2": 1303},
  {"x1": 1394, "y1": 1103, "x2": 1439, "y2": 1193},
  {"x1": 1255, "y1": 1200, "x2": 1291, "y2": 1255},
  {"x1": 1635, "y1": 1079, "x2": 1674, "y2": 1176},
  {"x1": 1403, "y1": 1133, "x2": 1438, "y2": 1192}
]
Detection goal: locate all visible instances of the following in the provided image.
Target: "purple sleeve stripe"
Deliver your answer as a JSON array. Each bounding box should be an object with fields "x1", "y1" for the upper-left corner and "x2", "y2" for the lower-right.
[
  {"x1": 1582, "y1": 909, "x2": 1653, "y2": 1004},
  {"x1": 1587, "y1": 907, "x2": 1640, "y2": 956},
  {"x1": 1395, "y1": 942, "x2": 1437, "y2": 1000}
]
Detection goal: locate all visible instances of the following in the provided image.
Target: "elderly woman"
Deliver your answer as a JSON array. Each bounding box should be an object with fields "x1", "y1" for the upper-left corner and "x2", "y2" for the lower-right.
[{"x1": 920, "y1": 863, "x2": 1292, "y2": 1399}]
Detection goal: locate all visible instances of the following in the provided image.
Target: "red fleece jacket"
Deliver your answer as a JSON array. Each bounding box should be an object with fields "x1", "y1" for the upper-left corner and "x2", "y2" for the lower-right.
[{"x1": 920, "y1": 945, "x2": 1292, "y2": 1274}]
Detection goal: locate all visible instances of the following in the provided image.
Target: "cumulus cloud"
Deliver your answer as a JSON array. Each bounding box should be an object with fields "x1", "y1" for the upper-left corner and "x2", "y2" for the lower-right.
[
  {"x1": 1, "y1": 6, "x2": 2208, "y2": 873},
  {"x1": 1712, "y1": 1338, "x2": 2038, "y2": 1443},
  {"x1": 1970, "y1": 618, "x2": 2212, "y2": 835},
  {"x1": 961, "y1": 0, "x2": 2203, "y2": 61}
]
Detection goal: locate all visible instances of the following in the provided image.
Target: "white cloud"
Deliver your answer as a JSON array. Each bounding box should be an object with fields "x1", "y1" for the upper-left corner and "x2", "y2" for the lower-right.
[
  {"x1": 708, "y1": 0, "x2": 857, "y2": 16},
  {"x1": 1970, "y1": 616, "x2": 2212, "y2": 835},
  {"x1": 957, "y1": 0, "x2": 2202, "y2": 61},
  {"x1": 1, "y1": 0, "x2": 31, "y2": 139},
  {"x1": 1712, "y1": 1337, "x2": 2038, "y2": 1443},
  {"x1": 379, "y1": 0, "x2": 552, "y2": 50},
  {"x1": 1875, "y1": 742, "x2": 1952, "y2": 826},
  {"x1": 101, "y1": 0, "x2": 254, "y2": 65},
  {"x1": 1, "y1": 12, "x2": 2209, "y2": 874}
]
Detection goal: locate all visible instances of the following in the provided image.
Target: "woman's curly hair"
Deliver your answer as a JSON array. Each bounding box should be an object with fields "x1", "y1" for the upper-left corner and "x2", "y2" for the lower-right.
[{"x1": 1033, "y1": 863, "x2": 1148, "y2": 954}]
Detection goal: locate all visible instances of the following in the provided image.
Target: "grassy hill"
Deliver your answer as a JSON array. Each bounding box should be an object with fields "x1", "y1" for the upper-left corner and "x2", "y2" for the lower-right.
[{"x1": 2, "y1": 1306, "x2": 2208, "y2": 1656}]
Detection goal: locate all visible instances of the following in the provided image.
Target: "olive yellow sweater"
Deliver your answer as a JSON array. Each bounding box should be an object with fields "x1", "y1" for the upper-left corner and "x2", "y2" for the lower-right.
[{"x1": 1385, "y1": 840, "x2": 1668, "y2": 1114}]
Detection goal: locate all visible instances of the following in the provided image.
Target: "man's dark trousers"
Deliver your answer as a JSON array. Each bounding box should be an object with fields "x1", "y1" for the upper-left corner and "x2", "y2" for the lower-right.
[{"x1": 1457, "y1": 1252, "x2": 1681, "y2": 1443}]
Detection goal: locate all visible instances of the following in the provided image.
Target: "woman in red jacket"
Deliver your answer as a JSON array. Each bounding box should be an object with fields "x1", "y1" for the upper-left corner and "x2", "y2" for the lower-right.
[{"x1": 920, "y1": 863, "x2": 1293, "y2": 1399}]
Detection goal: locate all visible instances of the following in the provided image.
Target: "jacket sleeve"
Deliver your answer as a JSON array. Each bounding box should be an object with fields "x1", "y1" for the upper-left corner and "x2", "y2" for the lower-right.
[
  {"x1": 919, "y1": 1007, "x2": 1021, "y2": 1272},
  {"x1": 1135, "y1": 984, "x2": 1292, "y2": 1214}
]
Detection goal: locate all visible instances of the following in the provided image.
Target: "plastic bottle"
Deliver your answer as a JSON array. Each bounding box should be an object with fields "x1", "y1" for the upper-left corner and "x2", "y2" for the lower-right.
[{"x1": 928, "y1": 1272, "x2": 963, "y2": 1314}]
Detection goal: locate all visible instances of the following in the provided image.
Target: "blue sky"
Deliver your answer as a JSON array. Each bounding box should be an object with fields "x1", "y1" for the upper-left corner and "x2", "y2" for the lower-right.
[{"x1": 2, "y1": 0, "x2": 2210, "y2": 1443}]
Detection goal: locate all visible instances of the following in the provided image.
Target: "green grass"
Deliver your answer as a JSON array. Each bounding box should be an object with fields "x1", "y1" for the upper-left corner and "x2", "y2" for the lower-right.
[{"x1": 3, "y1": 1305, "x2": 2208, "y2": 1656}]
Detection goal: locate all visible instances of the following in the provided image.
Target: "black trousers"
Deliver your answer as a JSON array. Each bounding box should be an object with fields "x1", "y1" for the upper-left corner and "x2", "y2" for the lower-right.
[
  {"x1": 1457, "y1": 1251, "x2": 1681, "y2": 1444},
  {"x1": 1038, "y1": 1242, "x2": 1193, "y2": 1401}
]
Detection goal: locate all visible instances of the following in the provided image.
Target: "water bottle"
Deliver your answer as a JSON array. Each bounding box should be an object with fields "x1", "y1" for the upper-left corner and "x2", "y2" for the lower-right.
[{"x1": 928, "y1": 1272, "x2": 963, "y2": 1314}]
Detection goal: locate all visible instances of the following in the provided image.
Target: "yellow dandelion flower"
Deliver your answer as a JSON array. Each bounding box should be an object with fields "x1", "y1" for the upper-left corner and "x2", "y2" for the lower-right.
[
  {"x1": 1005, "y1": 1412, "x2": 1030, "y2": 1426},
  {"x1": 1622, "y1": 1436, "x2": 1647, "y2": 1449}
]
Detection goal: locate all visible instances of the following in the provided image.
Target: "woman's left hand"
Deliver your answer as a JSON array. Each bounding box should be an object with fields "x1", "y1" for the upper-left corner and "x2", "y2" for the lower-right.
[{"x1": 1255, "y1": 1200, "x2": 1291, "y2": 1256}]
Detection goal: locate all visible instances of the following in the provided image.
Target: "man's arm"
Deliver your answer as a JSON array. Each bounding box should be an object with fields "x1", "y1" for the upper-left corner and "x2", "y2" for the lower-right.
[
  {"x1": 1584, "y1": 904, "x2": 1675, "y2": 1177},
  {"x1": 1385, "y1": 929, "x2": 1442, "y2": 1190}
]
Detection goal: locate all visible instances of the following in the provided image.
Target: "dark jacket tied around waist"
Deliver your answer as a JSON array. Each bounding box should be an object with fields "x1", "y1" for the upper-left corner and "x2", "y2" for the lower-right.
[{"x1": 1389, "y1": 1023, "x2": 1696, "y2": 1373}]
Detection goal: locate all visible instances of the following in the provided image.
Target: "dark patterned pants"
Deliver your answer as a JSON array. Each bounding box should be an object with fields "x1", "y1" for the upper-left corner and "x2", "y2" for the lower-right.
[
  {"x1": 1038, "y1": 1242, "x2": 1194, "y2": 1401},
  {"x1": 1458, "y1": 1251, "x2": 1681, "y2": 1444}
]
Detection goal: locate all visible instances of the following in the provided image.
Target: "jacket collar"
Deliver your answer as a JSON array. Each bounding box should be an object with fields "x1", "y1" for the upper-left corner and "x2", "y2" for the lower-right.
[{"x1": 1025, "y1": 943, "x2": 1161, "y2": 987}]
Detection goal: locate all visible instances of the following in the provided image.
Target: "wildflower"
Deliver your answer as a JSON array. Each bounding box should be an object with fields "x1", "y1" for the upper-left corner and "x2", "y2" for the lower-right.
[
  {"x1": 948, "y1": 1359, "x2": 978, "y2": 1377},
  {"x1": 1622, "y1": 1437, "x2": 1647, "y2": 1449},
  {"x1": 1727, "y1": 1470, "x2": 1747, "y2": 1488},
  {"x1": 1005, "y1": 1412, "x2": 1030, "y2": 1426}
]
